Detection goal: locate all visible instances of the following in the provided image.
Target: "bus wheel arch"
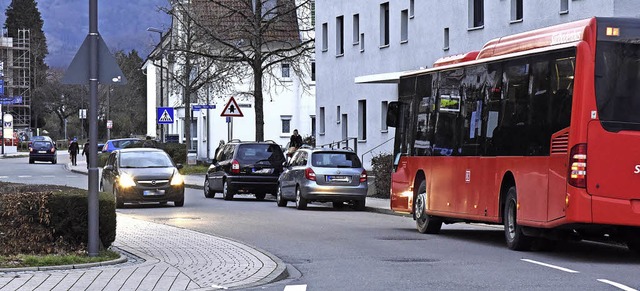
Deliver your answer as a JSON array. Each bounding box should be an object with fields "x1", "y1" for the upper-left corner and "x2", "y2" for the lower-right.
[
  {"x1": 499, "y1": 172, "x2": 516, "y2": 225},
  {"x1": 413, "y1": 172, "x2": 442, "y2": 234}
]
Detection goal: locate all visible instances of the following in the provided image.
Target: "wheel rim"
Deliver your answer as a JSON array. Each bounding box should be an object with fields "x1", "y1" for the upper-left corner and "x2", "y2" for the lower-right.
[
  {"x1": 415, "y1": 192, "x2": 426, "y2": 221},
  {"x1": 507, "y1": 200, "x2": 516, "y2": 240},
  {"x1": 204, "y1": 179, "x2": 209, "y2": 196},
  {"x1": 223, "y1": 181, "x2": 228, "y2": 196},
  {"x1": 277, "y1": 187, "x2": 282, "y2": 203},
  {"x1": 295, "y1": 188, "x2": 301, "y2": 206}
]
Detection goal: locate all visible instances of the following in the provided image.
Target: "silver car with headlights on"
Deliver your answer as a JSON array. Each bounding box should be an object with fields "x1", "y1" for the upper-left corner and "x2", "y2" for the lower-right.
[{"x1": 276, "y1": 148, "x2": 368, "y2": 210}]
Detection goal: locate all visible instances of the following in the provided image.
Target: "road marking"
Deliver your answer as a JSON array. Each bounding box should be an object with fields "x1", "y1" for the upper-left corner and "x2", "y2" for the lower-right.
[
  {"x1": 42, "y1": 175, "x2": 55, "y2": 178},
  {"x1": 17, "y1": 175, "x2": 32, "y2": 178},
  {"x1": 598, "y1": 279, "x2": 637, "y2": 291},
  {"x1": 521, "y1": 259, "x2": 579, "y2": 273},
  {"x1": 0, "y1": 176, "x2": 7, "y2": 179},
  {"x1": 284, "y1": 285, "x2": 307, "y2": 291}
]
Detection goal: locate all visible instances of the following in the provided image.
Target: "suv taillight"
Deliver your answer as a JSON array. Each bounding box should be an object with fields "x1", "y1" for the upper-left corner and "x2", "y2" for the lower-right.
[
  {"x1": 568, "y1": 143, "x2": 587, "y2": 188},
  {"x1": 305, "y1": 167, "x2": 316, "y2": 181},
  {"x1": 359, "y1": 170, "x2": 367, "y2": 183},
  {"x1": 231, "y1": 159, "x2": 240, "y2": 174}
]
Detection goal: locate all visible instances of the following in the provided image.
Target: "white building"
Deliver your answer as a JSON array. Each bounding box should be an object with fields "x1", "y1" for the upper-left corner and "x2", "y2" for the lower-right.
[
  {"x1": 144, "y1": 0, "x2": 316, "y2": 162},
  {"x1": 315, "y1": 0, "x2": 640, "y2": 168}
]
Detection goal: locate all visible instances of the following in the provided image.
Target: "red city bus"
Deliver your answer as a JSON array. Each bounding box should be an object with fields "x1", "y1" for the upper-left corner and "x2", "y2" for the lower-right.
[{"x1": 385, "y1": 17, "x2": 640, "y2": 251}]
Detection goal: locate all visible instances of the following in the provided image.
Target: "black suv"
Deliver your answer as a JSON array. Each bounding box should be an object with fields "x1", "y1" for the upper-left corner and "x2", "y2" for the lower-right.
[{"x1": 204, "y1": 141, "x2": 286, "y2": 200}]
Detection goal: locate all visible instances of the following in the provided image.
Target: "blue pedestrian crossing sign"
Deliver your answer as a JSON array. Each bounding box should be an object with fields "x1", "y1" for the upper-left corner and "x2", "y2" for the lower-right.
[{"x1": 157, "y1": 107, "x2": 174, "y2": 124}]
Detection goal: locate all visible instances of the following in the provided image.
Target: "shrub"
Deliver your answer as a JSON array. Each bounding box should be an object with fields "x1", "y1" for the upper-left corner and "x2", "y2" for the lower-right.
[
  {"x1": 0, "y1": 182, "x2": 116, "y2": 255},
  {"x1": 163, "y1": 143, "x2": 187, "y2": 164},
  {"x1": 97, "y1": 152, "x2": 110, "y2": 167},
  {"x1": 370, "y1": 152, "x2": 393, "y2": 198}
]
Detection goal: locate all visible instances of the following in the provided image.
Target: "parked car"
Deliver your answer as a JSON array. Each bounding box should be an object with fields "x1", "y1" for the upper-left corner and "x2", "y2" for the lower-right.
[
  {"x1": 29, "y1": 140, "x2": 57, "y2": 164},
  {"x1": 101, "y1": 138, "x2": 142, "y2": 153},
  {"x1": 97, "y1": 143, "x2": 105, "y2": 153},
  {"x1": 203, "y1": 140, "x2": 286, "y2": 200},
  {"x1": 276, "y1": 148, "x2": 368, "y2": 210},
  {"x1": 100, "y1": 148, "x2": 185, "y2": 208}
]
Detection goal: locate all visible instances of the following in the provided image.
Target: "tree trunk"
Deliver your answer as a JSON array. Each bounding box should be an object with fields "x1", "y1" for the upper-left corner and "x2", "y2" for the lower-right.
[{"x1": 254, "y1": 64, "x2": 264, "y2": 142}]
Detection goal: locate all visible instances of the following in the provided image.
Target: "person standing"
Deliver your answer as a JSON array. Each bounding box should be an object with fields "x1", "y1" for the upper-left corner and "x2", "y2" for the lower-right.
[
  {"x1": 82, "y1": 139, "x2": 90, "y2": 168},
  {"x1": 68, "y1": 138, "x2": 79, "y2": 166}
]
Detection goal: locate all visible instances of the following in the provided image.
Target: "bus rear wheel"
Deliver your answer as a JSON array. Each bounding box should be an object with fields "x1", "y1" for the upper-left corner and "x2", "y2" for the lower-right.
[
  {"x1": 504, "y1": 186, "x2": 532, "y2": 251},
  {"x1": 415, "y1": 181, "x2": 442, "y2": 234}
]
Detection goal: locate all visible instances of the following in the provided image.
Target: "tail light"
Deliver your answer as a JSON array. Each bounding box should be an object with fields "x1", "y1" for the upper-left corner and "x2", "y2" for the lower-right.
[
  {"x1": 231, "y1": 159, "x2": 240, "y2": 174},
  {"x1": 50, "y1": 147, "x2": 56, "y2": 153},
  {"x1": 568, "y1": 143, "x2": 587, "y2": 188},
  {"x1": 305, "y1": 167, "x2": 316, "y2": 181},
  {"x1": 359, "y1": 170, "x2": 368, "y2": 183}
]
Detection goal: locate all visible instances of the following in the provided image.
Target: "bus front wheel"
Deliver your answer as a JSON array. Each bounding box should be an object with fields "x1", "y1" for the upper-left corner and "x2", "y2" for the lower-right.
[
  {"x1": 415, "y1": 181, "x2": 442, "y2": 234},
  {"x1": 504, "y1": 186, "x2": 532, "y2": 251}
]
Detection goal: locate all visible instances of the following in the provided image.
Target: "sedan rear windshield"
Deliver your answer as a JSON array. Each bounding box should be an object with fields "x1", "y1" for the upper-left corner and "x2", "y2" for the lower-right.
[
  {"x1": 311, "y1": 152, "x2": 362, "y2": 168},
  {"x1": 32, "y1": 141, "x2": 52, "y2": 147},
  {"x1": 120, "y1": 152, "x2": 174, "y2": 168},
  {"x1": 236, "y1": 144, "x2": 285, "y2": 164}
]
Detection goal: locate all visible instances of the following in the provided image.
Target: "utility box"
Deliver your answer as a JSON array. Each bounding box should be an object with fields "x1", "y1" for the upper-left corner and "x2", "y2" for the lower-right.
[{"x1": 187, "y1": 150, "x2": 197, "y2": 165}]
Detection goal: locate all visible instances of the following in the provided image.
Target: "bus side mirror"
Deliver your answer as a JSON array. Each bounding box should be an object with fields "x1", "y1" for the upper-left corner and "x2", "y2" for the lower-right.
[{"x1": 387, "y1": 101, "x2": 399, "y2": 128}]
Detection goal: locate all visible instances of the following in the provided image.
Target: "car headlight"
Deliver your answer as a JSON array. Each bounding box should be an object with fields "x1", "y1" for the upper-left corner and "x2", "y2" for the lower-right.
[
  {"x1": 118, "y1": 173, "x2": 136, "y2": 188},
  {"x1": 171, "y1": 173, "x2": 184, "y2": 186}
]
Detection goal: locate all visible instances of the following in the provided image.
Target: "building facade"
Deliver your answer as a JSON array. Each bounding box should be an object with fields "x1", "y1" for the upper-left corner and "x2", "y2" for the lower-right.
[{"x1": 315, "y1": 0, "x2": 640, "y2": 168}]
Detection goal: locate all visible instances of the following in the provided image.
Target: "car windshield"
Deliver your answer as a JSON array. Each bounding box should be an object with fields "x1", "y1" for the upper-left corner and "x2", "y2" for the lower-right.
[
  {"x1": 236, "y1": 144, "x2": 285, "y2": 164},
  {"x1": 33, "y1": 141, "x2": 51, "y2": 148},
  {"x1": 120, "y1": 151, "x2": 174, "y2": 168},
  {"x1": 311, "y1": 152, "x2": 362, "y2": 168}
]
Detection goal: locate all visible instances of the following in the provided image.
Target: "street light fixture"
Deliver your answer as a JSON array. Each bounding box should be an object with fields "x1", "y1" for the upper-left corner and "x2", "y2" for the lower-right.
[
  {"x1": 148, "y1": 27, "x2": 165, "y2": 142},
  {"x1": 107, "y1": 76, "x2": 121, "y2": 141}
]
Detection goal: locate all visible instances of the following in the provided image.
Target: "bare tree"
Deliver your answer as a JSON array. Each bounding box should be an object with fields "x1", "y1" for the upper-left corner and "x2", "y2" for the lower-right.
[
  {"x1": 163, "y1": 1, "x2": 242, "y2": 153},
  {"x1": 167, "y1": 0, "x2": 315, "y2": 141}
]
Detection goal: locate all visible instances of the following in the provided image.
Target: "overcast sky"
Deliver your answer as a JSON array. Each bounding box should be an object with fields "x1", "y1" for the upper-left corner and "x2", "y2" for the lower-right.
[{"x1": 0, "y1": 0, "x2": 171, "y2": 68}]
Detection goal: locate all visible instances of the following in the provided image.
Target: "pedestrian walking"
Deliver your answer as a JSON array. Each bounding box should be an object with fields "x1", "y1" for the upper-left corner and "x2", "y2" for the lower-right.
[
  {"x1": 82, "y1": 139, "x2": 90, "y2": 168},
  {"x1": 68, "y1": 138, "x2": 79, "y2": 166}
]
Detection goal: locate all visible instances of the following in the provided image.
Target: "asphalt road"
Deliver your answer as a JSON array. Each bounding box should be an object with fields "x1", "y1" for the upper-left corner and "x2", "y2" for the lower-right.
[{"x1": 2, "y1": 153, "x2": 639, "y2": 290}]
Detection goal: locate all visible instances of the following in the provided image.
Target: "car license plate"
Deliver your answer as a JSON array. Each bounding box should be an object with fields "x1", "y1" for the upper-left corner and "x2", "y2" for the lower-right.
[
  {"x1": 143, "y1": 190, "x2": 165, "y2": 196},
  {"x1": 253, "y1": 168, "x2": 274, "y2": 174},
  {"x1": 326, "y1": 175, "x2": 351, "y2": 182},
  {"x1": 38, "y1": 150, "x2": 47, "y2": 153}
]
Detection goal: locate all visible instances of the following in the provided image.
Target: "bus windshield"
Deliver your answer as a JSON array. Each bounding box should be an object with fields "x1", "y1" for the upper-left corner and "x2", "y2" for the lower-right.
[{"x1": 595, "y1": 41, "x2": 640, "y2": 131}]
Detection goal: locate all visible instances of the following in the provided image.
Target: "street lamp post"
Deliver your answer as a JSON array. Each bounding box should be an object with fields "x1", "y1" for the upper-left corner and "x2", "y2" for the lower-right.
[{"x1": 148, "y1": 27, "x2": 165, "y2": 142}]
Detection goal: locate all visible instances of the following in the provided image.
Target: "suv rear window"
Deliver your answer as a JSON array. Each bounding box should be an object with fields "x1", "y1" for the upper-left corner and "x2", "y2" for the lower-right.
[
  {"x1": 236, "y1": 144, "x2": 285, "y2": 164},
  {"x1": 112, "y1": 140, "x2": 138, "y2": 148},
  {"x1": 311, "y1": 152, "x2": 362, "y2": 168},
  {"x1": 33, "y1": 141, "x2": 52, "y2": 147}
]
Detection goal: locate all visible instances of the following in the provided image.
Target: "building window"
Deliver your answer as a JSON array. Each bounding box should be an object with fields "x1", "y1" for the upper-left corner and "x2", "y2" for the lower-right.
[
  {"x1": 311, "y1": 60, "x2": 316, "y2": 82},
  {"x1": 322, "y1": 23, "x2": 328, "y2": 52},
  {"x1": 468, "y1": 0, "x2": 484, "y2": 29},
  {"x1": 409, "y1": 0, "x2": 415, "y2": 18},
  {"x1": 444, "y1": 27, "x2": 450, "y2": 50},
  {"x1": 281, "y1": 115, "x2": 292, "y2": 134},
  {"x1": 353, "y1": 14, "x2": 360, "y2": 45},
  {"x1": 336, "y1": 16, "x2": 344, "y2": 56},
  {"x1": 336, "y1": 106, "x2": 341, "y2": 123},
  {"x1": 511, "y1": 0, "x2": 523, "y2": 22},
  {"x1": 560, "y1": 0, "x2": 569, "y2": 14},
  {"x1": 380, "y1": 2, "x2": 390, "y2": 47},
  {"x1": 360, "y1": 33, "x2": 365, "y2": 52},
  {"x1": 253, "y1": 0, "x2": 277, "y2": 20},
  {"x1": 281, "y1": 63, "x2": 290, "y2": 78},
  {"x1": 310, "y1": 115, "x2": 316, "y2": 136},
  {"x1": 401, "y1": 9, "x2": 409, "y2": 43},
  {"x1": 319, "y1": 107, "x2": 325, "y2": 134},
  {"x1": 358, "y1": 100, "x2": 367, "y2": 140},
  {"x1": 381, "y1": 101, "x2": 388, "y2": 131},
  {"x1": 341, "y1": 114, "x2": 348, "y2": 140}
]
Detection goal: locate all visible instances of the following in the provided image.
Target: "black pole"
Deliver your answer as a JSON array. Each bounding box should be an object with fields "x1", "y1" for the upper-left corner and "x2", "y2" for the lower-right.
[
  {"x1": 160, "y1": 57, "x2": 164, "y2": 142},
  {"x1": 87, "y1": 0, "x2": 100, "y2": 257}
]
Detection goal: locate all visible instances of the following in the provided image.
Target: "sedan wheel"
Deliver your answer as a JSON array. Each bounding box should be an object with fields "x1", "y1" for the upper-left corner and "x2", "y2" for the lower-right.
[
  {"x1": 113, "y1": 187, "x2": 124, "y2": 209},
  {"x1": 204, "y1": 177, "x2": 214, "y2": 198},
  {"x1": 223, "y1": 180, "x2": 234, "y2": 201},
  {"x1": 276, "y1": 186, "x2": 287, "y2": 207},
  {"x1": 295, "y1": 186, "x2": 307, "y2": 210}
]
